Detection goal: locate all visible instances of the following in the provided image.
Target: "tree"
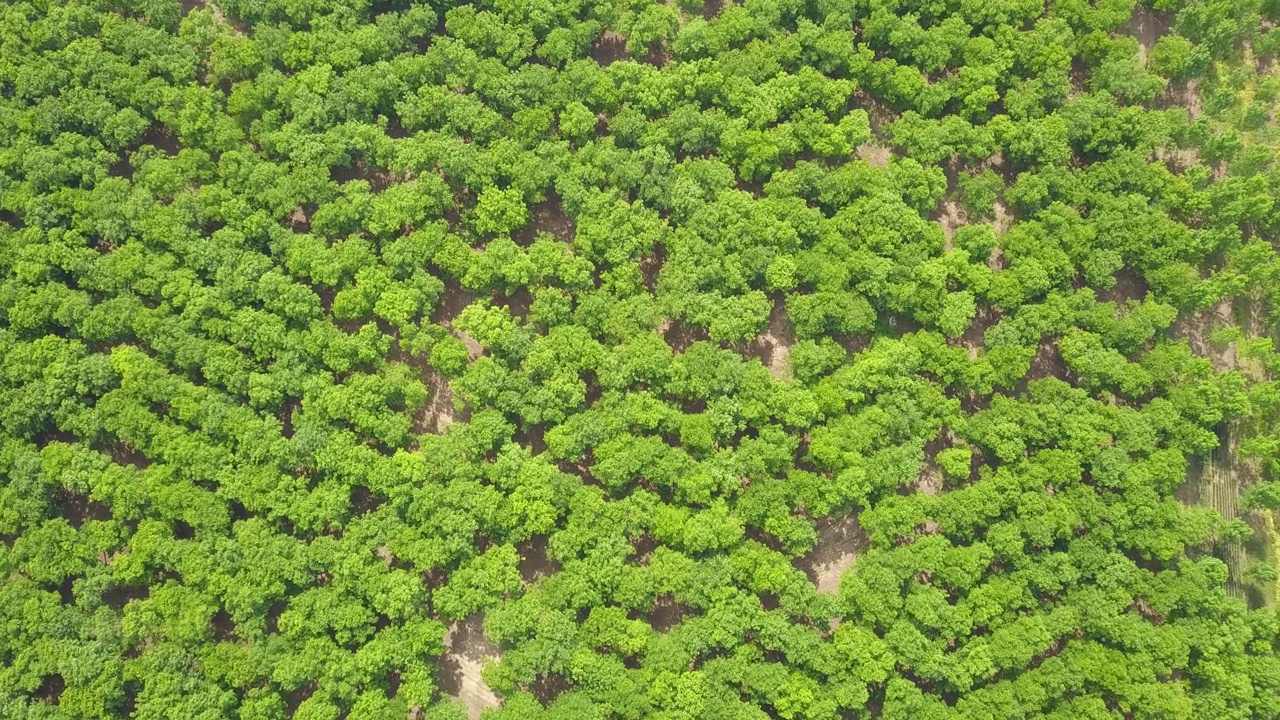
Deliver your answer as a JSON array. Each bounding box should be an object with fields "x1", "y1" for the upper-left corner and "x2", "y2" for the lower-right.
[{"x1": 473, "y1": 186, "x2": 530, "y2": 236}]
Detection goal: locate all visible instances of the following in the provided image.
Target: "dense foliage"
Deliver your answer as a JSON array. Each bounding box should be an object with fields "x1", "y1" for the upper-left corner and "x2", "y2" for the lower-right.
[{"x1": 4, "y1": 0, "x2": 1280, "y2": 718}]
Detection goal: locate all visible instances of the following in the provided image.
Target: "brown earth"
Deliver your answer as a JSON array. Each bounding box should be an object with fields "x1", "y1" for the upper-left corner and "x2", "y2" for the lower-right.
[
  {"x1": 1169, "y1": 299, "x2": 1237, "y2": 372},
  {"x1": 648, "y1": 593, "x2": 685, "y2": 632},
  {"x1": 794, "y1": 514, "x2": 867, "y2": 594},
  {"x1": 744, "y1": 298, "x2": 797, "y2": 380},
  {"x1": 1095, "y1": 267, "x2": 1150, "y2": 306},
  {"x1": 516, "y1": 535, "x2": 561, "y2": 586},
  {"x1": 856, "y1": 143, "x2": 892, "y2": 167},
  {"x1": 513, "y1": 195, "x2": 575, "y2": 245},
  {"x1": 1126, "y1": 5, "x2": 1172, "y2": 66},
  {"x1": 661, "y1": 317, "x2": 709, "y2": 354},
  {"x1": 437, "y1": 614, "x2": 502, "y2": 720},
  {"x1": 935, "y1": 199, "x2": 964, "y2": 250},
  {"x1": 432, "y1": 282, "x2": 485, "y2": 360},
  {"x1": 992, "y1": 200, "x2": 1013, "y2": 234},
  {"x1": 593, "y1": 31, "x2": 630, "y2": 66},
  {"x1": 413, "y1": 372, "x2": 457, "y2": 435}
]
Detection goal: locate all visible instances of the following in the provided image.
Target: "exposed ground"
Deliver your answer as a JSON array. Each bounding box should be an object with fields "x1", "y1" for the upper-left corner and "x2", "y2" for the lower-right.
[
  {"x1": 957, "y1": 304, "x2": 1001, "y2": 360},
  {"x1": 1172, "y1": 296, "x2": 1268, "y2": 602},
  {"x1": 413, "y1": 372, "x2": 456, "y2": 434},
  {"x1": 181, "y1": 0, "x2": 247, "y2": 34},
  {"x1": 856, "y1": 143, "x2": 892, "y2": 167},
  {"x1": 592, "y1": 31, "x2": 630, "y2": 66},
  {"x1": 794, "y1": 514, "x2": 867, "y2": 594},
  {"x1": 660, "y1": 317, "x2": 709, "y2": 354},
  {"x1": 992, "y1": 200, "x2": 1012, "y2": 234},
  {"x1": 436, "y1": 614, "x2": 502, "y2": 720},
  {"x1": 516, "y1": 535, "x2": 560, "y2": 586},
  {"x1": 1016, "y1": 338, "x2": 1069, "y2": 395},
  {"x1": 918, "y1": 428, "x2": 962, "y2": 495},
  {"x1": 433, "y1": 282, "x2": 485, "y2": 360},
  {"x1": 744, "y1": 299, "x2": 797, "y2": 380},
  {"x1": 648, "y1": 593, "x2": 685, "y2": 632},
  {"x1": 1169, "y1": 299, "x2": 1238, "y2": 372},
  {"x1": 514, "y1": 195, "x2": 575, "y2": 245},
  {"x1": 1126, "y1": 5, "x2": 1172, "y2": 66},
  {"x1": 1095, "y1": 267, "x2": 1150, "y2": 306}
]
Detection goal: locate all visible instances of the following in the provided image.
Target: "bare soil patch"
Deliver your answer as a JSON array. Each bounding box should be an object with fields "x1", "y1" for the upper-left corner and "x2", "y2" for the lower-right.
[
  {"x1": 529, "y1": 674, "x2": 570, "y2": 706},
  {"x1": 1016, "y1": 338, "x2": 1069, "y2": 395},
  {"x1": 641, "y1": 244, "x2": 666, "y2": 295},
  {"x1": 1155, "y1": 144, "x2": 1202, "y2": 174},
  {"x1": 992, "y1": 200, "x2": 1013, "y2": 235},
  {"x1": 743, "y1": 297, "x2": 796, "y2": 380},
  {"x1": 101, "y1": 440, "x2": 151, "y2": 470},
  {"x1": 1169, "y1": 298, "x2": 1236, "y2": 372},
  {"x1": 856, "y1": 143, "x2": 892, "y2": 167},
  {"x1": 432, "y1": 281, "x2": 485, "y2": 360},
  {"x1": 642, "y1": 43, "x2": 671, "y2": 68},
  {"x1": 1184, "y1": 424, "x2": 1249, "y2": 599},
  {"x1": 110, "y1": 124, "x2": 182, "y2": 179},
  {"x1": 593, "y1": 31, "x2": 630, "y2": 66},
  {"x1": 433, "y1": 281, "x2": 479, "y2": 325},
  {"x1": 437, "y1": 614, "x2": 502, "y2": 720},
  {"x1": 458, "y1": 332, "x2": 485, "y2": 360},
  {"x1": 630, "y1": 534, "x2": 660, "y2": 564},
  {"x1": 934, "y1": 199, "x2": 964, "y2": 249},
  {"x1": 1169, "y1": 296, "x2": 1266, "y2": 600},
  {"x1": 794, "y1": 514, "x2": 866, "y2": 594},
  {"x1": 36, "y1": 674, "x2": 64, "y2": 704},
  {"x1": 414, "y1": 371, "x2": 460, "y2": 435},
  {"x1": 917, "y1": 428, "x2": 959, "y2": 494},
  {"x1": 648, "y1": 593, "x2": 685, "y2": 632},
  {"x1": 1095, "y1": 267, "x2": 1149, "y2": 305},
  {"x1": 1126, "y1": 5, "x2": 1172, "y2": 65},
  {"x1": 59, "y1": 492, "x2": 112, "y2": 529},
  {"x1": 329, "y1": 158, "x2": 400, "y2": 192},
  {"x1": 661, "y1": 318, "x2": 709, "y2": 354},
  {"x1": 916, "y1": 460, "x2": 943, "y2": 500},
  {"x1": 211, "y1": 608, "x2": 236, "y2": 641},
  {"x1": 288, "y1": 207, "x2": 311, "y2": 233},
  {"x1": 1156, "y1": 79, "x2": 1203, "y2": 119},
  {"x1": 851, "y1": 89, "x2": 897, "y2": 139},
  {"x1": 494, "y1": 286, "x2": 533, "y2": 323},
  {"x1": 102, "y1": 583, "x2": 149, "y2": 611},
  {"x1": 141, "y1": 122, "x2": 182, "y2": 156},
  {"x1": 181, "y1": 0, "x2": 248, "y2": 35},
  {"x1": 35, "y1": 428, "x2": 79, "y2": 447},
  {"x1": 514, "y1": 195, "x2": 575, "y2": 245},
  {"x1": 516, "y1": 535, "x2": 560, "y2": 585},
  {"x1": 956, "y1": 304, "x2": 1001, "y2": 359}
]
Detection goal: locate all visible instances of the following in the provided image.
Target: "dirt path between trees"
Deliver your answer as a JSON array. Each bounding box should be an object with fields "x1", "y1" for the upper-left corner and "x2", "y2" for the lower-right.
[{"x1": 436, "y1": 614, "x2": 501, "y2": 720}]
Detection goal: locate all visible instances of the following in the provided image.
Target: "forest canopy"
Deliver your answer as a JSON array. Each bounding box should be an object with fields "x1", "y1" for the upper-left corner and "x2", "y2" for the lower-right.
[{"x1": 3, "y1": 0, "x2": 1280, "y2": 719}]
